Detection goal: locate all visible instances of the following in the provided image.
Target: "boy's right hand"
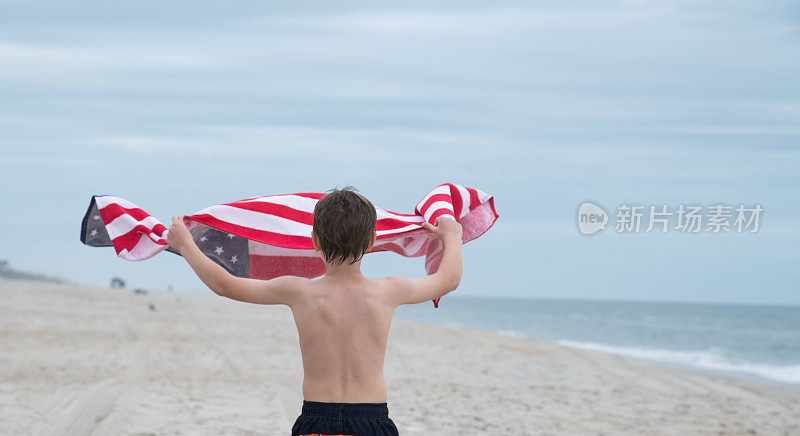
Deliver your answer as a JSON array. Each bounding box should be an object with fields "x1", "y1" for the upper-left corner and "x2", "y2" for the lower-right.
[
  {"x1": 421, "y1": 215, "x2": 463, "y2": 242},
  {"x1": 167, "y1": 215, "x2": 194, "y2": 253}
]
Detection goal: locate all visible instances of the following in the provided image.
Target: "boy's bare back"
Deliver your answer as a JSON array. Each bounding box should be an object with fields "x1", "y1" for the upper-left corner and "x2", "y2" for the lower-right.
[{"x1": 291, "y1": 274, "x2": 394, "y2": 403}]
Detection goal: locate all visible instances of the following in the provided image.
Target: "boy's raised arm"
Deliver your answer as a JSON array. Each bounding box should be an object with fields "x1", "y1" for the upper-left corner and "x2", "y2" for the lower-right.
[
  {"x1": 384, "y1": 216, "x2": 463, "y2": 307},
  {"x1": 166, "y1": 216, "x2": 302, "y2": 306}
]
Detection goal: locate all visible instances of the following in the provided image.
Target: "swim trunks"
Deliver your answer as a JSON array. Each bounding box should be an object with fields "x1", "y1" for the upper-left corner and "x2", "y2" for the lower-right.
[{"x1": 291, "y1": 400, "x2": 399, "y2": 436}]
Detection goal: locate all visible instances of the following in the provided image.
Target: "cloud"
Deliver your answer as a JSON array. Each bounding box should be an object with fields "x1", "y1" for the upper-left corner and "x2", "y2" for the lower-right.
[{"x1": 0, "y1": 41, "x2": 214, "y2": 71}]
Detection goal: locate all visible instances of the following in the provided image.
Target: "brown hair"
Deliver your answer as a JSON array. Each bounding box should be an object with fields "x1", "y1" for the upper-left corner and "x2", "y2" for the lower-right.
[{"x1": 313, "y1": 186, "x2": 377, "y2": 265}]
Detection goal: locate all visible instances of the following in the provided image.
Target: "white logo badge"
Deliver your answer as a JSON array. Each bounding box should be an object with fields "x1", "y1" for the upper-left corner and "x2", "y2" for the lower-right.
[{"x1": 577, "y1": 202, "x2": 608, "y2": 235}]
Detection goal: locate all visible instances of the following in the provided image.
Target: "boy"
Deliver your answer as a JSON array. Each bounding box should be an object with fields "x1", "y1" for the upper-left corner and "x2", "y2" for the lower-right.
[{"x1": 166, "y1": 187, "x2": 463, "y2": 436}]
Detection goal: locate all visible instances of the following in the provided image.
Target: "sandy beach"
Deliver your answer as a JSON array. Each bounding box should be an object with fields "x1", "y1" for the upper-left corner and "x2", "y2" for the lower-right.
[{"x1": 1, "y1": 281, "x2": 798, "y2": 435}]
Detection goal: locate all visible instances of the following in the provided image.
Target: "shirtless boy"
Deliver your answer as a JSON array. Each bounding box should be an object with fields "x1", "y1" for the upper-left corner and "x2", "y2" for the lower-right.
[{"x1": 166, "y1": 187, "x2": 463, "y2": 436}]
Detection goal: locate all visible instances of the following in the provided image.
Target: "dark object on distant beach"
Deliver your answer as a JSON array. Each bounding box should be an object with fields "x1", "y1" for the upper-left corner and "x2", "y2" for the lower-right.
[
  {"x1": 148, "y1": 303, "x2": 156, "y2": 311},
  {"x1": 133, "y1": 288, "x2": 148, "y2": 295},
  {"x1": 110, "y1": 277, "x2": 126, "y2": 288}
]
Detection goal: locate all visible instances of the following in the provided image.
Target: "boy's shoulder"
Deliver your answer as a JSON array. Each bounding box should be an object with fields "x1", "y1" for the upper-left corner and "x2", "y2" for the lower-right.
[
  {"x1": 283, "y1": 275, "x2": 412, "y2": 306},
  {"x1": 375, "y1": 276, "x2": 411, "y2": 288}
]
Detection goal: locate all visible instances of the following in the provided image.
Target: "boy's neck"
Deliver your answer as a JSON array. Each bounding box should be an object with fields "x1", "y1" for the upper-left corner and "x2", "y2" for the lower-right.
[{"x1": 322, "y1": 259, "x2": 365, "y2": 279}]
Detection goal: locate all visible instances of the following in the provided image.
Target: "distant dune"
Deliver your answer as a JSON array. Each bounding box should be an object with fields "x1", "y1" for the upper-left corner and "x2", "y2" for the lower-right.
[{"x1": 0, "y1": 261, "x2": 68, "y2": 284}]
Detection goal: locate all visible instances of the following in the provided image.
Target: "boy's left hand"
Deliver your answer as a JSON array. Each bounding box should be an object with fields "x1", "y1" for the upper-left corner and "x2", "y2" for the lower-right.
[{"x1": 166, "y1": 215, "x2": 193, "y2": 253}]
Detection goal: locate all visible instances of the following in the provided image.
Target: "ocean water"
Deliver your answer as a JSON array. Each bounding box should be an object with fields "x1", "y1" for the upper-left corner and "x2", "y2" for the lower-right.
[{"x1": 394, "y1": 296, "x2": 800, "y2": 386}]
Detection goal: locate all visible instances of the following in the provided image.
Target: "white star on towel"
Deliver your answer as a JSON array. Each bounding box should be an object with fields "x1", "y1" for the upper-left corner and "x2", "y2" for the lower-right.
[
  {"x1": 230, "y1": 255, "x2": 237, "y2": 264},
  {"x1": 93, "y1": 214, "x2": 100, "y2": 220},
  {"x1": 90, "y1": 229, "x2": 98, "y2": 237},
  {"x1": 199, "y1": 236, "x2": 207, "y2": 242},
  {"x1": 227, "y1": 233, "x2": 235, "y2": 239},
  {"x1": 215, "y1": 246, "x2": 224, "y2": 255}
]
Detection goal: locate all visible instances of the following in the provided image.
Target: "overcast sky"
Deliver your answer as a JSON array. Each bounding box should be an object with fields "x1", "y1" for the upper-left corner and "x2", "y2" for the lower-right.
[{"x1": 1, "y1": 1, "x2": 798, "y2": 304}]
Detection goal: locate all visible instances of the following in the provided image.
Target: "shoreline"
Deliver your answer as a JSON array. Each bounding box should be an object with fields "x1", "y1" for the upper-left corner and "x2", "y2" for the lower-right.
[
  {"x1": 2, "y1": 280, "x2": 799, "y2": 434},
  {"x1": 390, "y1": 311, "x2": 800, "y2": 389},
  {"x1": 393, "y1": 316, "x2": 800, "y2": 390},
  {"x1": 394, "y1": 295, "x2": 800, "y2": 389}
]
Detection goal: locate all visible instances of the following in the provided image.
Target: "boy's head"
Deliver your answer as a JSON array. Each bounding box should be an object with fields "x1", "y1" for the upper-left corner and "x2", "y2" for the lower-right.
[{"x1": 312, "y1": 186, "x2": 377, "y2": 266}]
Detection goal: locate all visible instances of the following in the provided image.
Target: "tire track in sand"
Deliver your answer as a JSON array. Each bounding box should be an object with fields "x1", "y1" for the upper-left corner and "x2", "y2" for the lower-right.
[{"x1": 33, "y1": 325, "x2": 148, "y2": 436}]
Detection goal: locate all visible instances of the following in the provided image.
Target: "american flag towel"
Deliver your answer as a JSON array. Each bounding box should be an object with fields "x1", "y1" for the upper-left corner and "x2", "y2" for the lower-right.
[{"x1": 80, "y1": 183, "x2": 498, "y2": 307}]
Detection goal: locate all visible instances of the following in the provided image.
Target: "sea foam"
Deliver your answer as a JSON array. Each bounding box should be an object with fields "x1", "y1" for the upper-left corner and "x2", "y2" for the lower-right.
[{"x1": 556, "y1": 340, "x2": 800, "y2": 385}]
